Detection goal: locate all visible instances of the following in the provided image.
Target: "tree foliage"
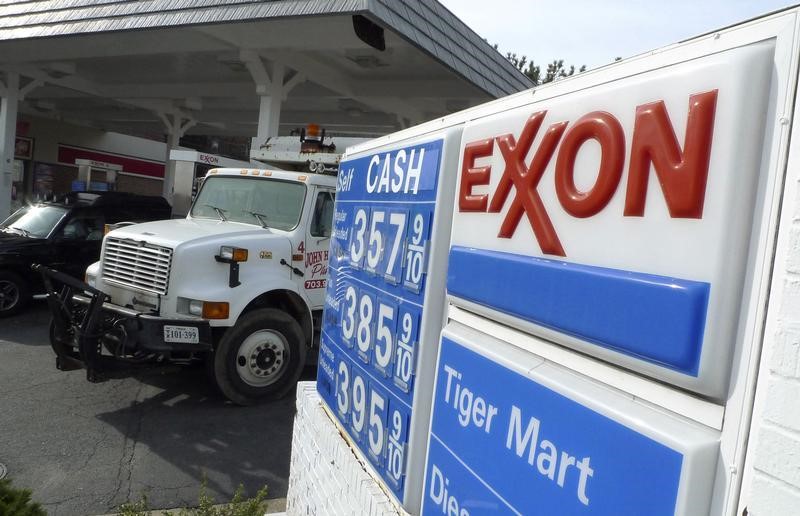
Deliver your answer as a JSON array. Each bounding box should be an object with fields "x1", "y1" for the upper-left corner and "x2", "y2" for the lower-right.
[
  {"x1": 0, "y1": 478, "x2": 47, "y2": 516},
  {"x1": 499, "y1": 45, "x2": 587, "y2": 86}
]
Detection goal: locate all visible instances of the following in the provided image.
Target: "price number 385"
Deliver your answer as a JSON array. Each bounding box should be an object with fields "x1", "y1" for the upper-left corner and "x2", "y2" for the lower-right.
[{"x1": 340, "y1": 284, "x2": 417, "y2": 390}]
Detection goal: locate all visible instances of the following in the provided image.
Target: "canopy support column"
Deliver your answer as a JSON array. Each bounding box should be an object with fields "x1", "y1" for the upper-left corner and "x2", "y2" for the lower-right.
[
  {"x1": 160, "y1": 111, "x2": 196, "y2": 202},
  {"x1": 0, "y1": 72, "x2": 19, "y2": 218},
  {"x1": 0, "y1": 73, "x2": 40, "y2": 217},
  {"x1": 241, "y1": 51, "x2": 305, "y2": 151}
]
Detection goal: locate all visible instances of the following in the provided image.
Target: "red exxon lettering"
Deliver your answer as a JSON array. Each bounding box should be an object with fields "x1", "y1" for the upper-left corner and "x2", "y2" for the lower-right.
[
  {"x1": 488, "y1": 112, "x2": 568, "y2": 256},
  {"x1": 555, "y1": 111, "x2": 625, "y2": 218},
  {"x1": 624, "y1": 90, "x2": 718, "y2": 218},
  {"x1": 457, "y1": 90, "x2": 719, "y2": 257},
  {"x1": 459, "y1": 139, "x2": 493, "y2": 212}
]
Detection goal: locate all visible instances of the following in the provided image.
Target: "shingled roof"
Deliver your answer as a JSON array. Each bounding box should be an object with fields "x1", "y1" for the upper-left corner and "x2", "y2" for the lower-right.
[{"x1": 0, "y1": 0, "x2": 532, "y2": 98}]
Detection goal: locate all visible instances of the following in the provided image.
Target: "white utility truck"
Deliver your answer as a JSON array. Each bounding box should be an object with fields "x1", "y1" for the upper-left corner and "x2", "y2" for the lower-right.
[{"x1": 40, "y1": 167, "x2": 336, "y2": 405}]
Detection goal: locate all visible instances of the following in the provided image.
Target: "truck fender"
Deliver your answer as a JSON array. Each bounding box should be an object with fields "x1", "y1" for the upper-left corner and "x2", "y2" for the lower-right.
[{"x1": 238, "y1": 283, "x2": 314, "y2": 348}]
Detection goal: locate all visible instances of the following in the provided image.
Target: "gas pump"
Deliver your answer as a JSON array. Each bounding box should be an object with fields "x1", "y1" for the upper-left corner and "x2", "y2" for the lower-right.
[
  {"x1": 168, "y1": 150, "x2": 254, "y2": 217},
  {"x1": 73, "y1": 159, "x2": 122, "y2": 192}
]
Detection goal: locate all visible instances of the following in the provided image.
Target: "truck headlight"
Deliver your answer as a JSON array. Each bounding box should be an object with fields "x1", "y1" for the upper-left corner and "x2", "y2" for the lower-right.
[
  {"x1": 185, "y1": 298, "x2": 229, "y2": 319},
  {"x1": 219, "y1": 246, "x2": 248, "y2": 262},
  {"x1": 188, "y1": 299, "x2": 204, "y2": 316},
  {"x1": 85, "y1": 262, "x2": 101, "y2": 288}
]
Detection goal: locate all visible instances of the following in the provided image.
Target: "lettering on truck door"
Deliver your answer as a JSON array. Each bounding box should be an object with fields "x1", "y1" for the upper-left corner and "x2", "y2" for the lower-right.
[{"x1": 304, "y1": 188, "x2": 335, "y2": 308}]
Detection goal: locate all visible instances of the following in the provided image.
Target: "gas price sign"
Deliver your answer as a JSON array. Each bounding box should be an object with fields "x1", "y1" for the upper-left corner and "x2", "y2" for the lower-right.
[{"x1": 317, "y1": 139, "x2": 443, "y2": 502}]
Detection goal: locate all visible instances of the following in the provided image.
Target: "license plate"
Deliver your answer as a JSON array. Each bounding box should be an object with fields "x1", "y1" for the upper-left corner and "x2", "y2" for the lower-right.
[{"x1": 163, "y1": 325, "x2": 199, "y2": 344}]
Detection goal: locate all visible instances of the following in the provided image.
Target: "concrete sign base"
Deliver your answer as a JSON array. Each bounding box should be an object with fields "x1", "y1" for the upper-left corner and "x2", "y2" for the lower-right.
[{"x1": 287, "y1": 382, "x2": 403, "y2": 516}]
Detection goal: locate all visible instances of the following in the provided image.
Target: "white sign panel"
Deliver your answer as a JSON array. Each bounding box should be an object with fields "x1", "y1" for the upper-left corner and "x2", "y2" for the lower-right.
[{"x1": 448, "y1": 41, "x2": 774, "y2": 398}]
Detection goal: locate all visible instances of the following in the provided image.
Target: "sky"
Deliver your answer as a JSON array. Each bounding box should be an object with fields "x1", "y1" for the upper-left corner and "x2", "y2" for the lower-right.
[{"x1": 438, "y1": 0, "x2": 798, "y2": 70}]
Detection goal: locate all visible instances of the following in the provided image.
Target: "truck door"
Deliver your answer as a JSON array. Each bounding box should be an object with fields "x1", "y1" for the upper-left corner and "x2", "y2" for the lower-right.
[{"x1": 303, "y1": 188, "x2": 335, "y2": 309}]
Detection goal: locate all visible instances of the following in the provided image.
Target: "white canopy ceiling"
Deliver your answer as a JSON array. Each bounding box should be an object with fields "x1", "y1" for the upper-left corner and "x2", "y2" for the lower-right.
[{"x1": 0, "y1": 0, "x2": 533, "y2": 140}]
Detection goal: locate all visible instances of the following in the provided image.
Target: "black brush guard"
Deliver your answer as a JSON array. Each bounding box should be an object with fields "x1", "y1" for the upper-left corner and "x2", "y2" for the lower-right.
[{"x1": 34, "y1": 264, "x2": 212, "y2": 382}]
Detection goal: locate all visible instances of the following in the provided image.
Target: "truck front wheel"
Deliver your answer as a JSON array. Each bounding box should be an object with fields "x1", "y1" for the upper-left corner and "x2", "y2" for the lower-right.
[{"x1": 213, "y1": 308, "x2": 306, "y2": 405}]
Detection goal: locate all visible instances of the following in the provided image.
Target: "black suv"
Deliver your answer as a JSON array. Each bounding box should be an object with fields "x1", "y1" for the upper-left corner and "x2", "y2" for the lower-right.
[{"x1": 0, "y1": 191, "x2": 171, "y2": 316}]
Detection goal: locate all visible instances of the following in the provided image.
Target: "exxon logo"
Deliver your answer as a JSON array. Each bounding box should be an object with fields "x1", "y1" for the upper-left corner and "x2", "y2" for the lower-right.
[{"x1": 458, "y1": 90, "x2": 718, "y2": 257}]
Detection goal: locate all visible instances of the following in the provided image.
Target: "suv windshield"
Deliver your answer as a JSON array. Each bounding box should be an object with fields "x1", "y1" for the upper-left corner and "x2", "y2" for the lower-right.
[
  {"x1": 1, "y1": 205, "x2": 68, "y2": 238},
  {"x1": 191, "y1": 176, "x2": 306, "y2": 231}
]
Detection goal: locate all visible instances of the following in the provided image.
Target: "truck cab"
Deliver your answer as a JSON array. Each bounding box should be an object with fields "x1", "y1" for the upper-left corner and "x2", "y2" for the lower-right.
[{"x1": 46, "y1": 167, "x2": 336, "y2": 405}]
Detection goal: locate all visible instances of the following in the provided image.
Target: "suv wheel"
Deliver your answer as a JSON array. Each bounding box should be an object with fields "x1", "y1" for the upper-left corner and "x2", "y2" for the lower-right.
[
  {"x1": 213, "y1": 308, "x2": 306, "y2": 405},
  {"x1": 0, "y1": 271, "x2": 30, "y2": 317}
]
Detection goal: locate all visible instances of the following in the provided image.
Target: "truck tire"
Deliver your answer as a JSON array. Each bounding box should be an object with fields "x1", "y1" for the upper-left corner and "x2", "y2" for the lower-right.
[
  {"x1": 0, "y1": 271, "x2": 30, "y2": 317},
  {"x1": 213, "y1": 308, "x2": 306, "y2": 405}
]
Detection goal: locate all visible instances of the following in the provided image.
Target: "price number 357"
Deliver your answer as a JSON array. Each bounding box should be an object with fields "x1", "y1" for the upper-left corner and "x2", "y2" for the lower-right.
[{"x1": 350, "y1": 208, "x2": 427, "y2": 289}]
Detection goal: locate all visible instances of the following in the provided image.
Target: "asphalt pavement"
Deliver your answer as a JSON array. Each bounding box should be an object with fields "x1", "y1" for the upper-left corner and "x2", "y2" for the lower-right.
[{"x1": 0, "y1": 301, "x2": 305, "y2": 515}]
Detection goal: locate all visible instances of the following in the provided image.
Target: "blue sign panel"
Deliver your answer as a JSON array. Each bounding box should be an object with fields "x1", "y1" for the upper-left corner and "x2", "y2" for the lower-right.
[
  {"x1": 317, "y1": 139, "x2": 444, "y2": 502},
  {"x1": 447, "y1": 246, "x2": 710, "y2": 375},
  {"x1": 423, "y1": 337, "x2": 684, "y2": 515}
]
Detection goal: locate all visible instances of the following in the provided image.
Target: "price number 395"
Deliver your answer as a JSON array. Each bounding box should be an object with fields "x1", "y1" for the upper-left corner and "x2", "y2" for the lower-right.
[{"x1": 335, "y1": 361, "x2": 406, "y2": 482}]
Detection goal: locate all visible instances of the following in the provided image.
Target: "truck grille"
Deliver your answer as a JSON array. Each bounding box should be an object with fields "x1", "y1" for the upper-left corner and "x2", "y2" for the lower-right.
[{"x1": 102, "y1": 237, "x2": 173, "y2": 295}]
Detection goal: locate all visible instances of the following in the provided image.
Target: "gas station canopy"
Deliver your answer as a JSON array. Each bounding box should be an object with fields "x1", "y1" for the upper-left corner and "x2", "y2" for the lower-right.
[{"x1": 0, "y1": 0, "x2": 533, "y2": 140}]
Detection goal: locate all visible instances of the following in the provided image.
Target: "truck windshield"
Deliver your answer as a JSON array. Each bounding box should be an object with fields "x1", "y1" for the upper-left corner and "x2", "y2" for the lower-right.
[
  {"x1": 0, "y1": 205, "x2": 68, "y2": 238},
  {"x1": 191, "y1": 176, "x2": 306, "y2": 231}
]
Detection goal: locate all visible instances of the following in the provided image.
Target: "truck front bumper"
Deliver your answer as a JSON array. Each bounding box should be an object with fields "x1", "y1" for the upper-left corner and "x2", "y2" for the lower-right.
[
  {"x1": 34, "y1": 264, "x2": 212, "y2": 382},
  {"x1": 68, "y1": 294, "x2": 213, "y2": 353}
]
